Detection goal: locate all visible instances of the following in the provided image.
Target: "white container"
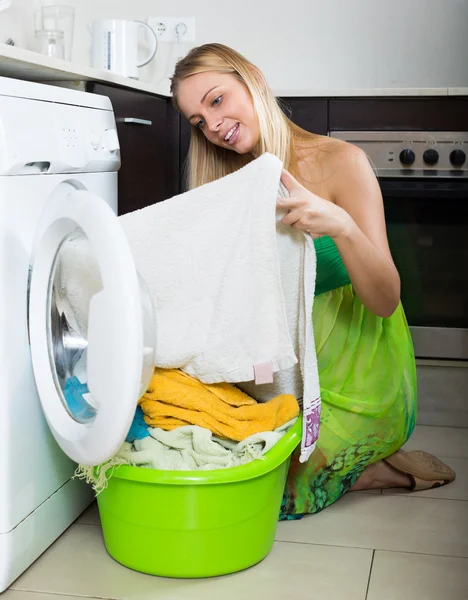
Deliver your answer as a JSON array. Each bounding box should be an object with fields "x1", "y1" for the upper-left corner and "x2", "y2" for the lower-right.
[
  {"x1": 90, "y1": 19, "x2": 158, "y2": 79},
  {"x1": 35, "y1": 29, "x2": 65, "y2": 60},
  {"x1": 41, "y1": 5, "x2": 74, "y2": 61}
]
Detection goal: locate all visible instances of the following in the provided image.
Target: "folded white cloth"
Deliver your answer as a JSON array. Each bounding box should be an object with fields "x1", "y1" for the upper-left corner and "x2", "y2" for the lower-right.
[
  {"x1": 128, "y1": 419, "x2": 296, "y2": 471},
  {"x1": 119, "y1": 153, "x2": 297, "y2": 384}
]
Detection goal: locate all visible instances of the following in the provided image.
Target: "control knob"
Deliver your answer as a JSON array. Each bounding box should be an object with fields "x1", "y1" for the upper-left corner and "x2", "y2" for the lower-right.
[
  {"x1": 104, "y1": 128, "x2": 120, "y2": 153},
  {"x1": 423, "y1": 148, "x2": 439, "y2": 165},
  {"x1": 89, "y1": 131, "x2": 100, "y2": 150},
  {"x1": 450, "y1": 149, "x2": 466, "y2": 167},
  {"x1": 399, "y1": 148, "x2": 415, "y2": 166}
]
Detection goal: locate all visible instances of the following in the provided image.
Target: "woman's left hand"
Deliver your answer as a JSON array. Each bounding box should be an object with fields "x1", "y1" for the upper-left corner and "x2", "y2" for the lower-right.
[{"x1": 277, "y1": 169, "x2": 353, "y2": 239}]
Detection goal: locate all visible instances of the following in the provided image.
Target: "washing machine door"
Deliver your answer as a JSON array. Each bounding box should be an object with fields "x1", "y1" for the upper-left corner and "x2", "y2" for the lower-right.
[{"x1": 28, "y1": 188, "x2": 155, "y2": 466}]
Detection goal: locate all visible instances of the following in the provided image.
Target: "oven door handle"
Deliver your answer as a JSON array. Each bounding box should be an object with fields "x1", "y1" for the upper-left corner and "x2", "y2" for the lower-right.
[{"x1": 379, "y1": 179, "x2": 468, "y2": 198}]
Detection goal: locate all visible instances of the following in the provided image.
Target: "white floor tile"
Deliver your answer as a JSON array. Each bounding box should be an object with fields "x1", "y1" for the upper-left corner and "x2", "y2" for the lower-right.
[
  {"x1": 416, "y1": 364, "x2": 468, "y2": 428},
  {"x1": 171, "y1": 542, "x2": 373, "y2": 600},
  {"x1": 417, "y1": 405, "x2": 468, "y2": 428},
  {"x1": 367, "y1": 551, "x2": 468, "y2": 600},
  {"x1": 404, "y1": 425, "x2": 468, "y2": 459},
  {"x1": 75, "y1": 501, "x2": 100, "y2": 526},
  {"x1": 276, "y1": 492, "x2": 468, "y2": 558},
  {"x1": 11, "y1": 524, "x2": 171, "y2": 599},
  {"x1": 10, "y1": 523, "x2": 373, "y2": 600},
  {"x1": 383, "y1": 457, "x2": 468, "y2": 501}
]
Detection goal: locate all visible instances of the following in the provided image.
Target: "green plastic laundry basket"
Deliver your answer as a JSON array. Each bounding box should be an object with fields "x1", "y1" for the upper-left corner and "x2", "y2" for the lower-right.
[{"x1": 96, "y1": 417, "x2": 302, "y2": 578}]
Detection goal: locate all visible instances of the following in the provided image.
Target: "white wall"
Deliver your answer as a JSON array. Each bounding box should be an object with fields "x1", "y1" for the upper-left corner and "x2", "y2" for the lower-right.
[{"x1": 1, "y1": 0, "x2": 467, "y2": 92}]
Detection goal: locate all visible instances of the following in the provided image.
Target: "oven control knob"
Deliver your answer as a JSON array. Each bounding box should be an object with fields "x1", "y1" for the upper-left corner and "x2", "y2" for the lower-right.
[
  {"x1": 399, "y1": 148, "x2": 415, "y2": 165},
  {"x1": 423, "y1": 148, "x2": 439, "y2": 165},
  {"x1": 450, "y1": 149, "x2": 466, "y2": 167}
]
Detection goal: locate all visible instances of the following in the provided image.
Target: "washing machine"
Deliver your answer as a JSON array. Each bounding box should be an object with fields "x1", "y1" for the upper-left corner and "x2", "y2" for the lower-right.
[{"x1": 0, "y1": 76, "x2": 154, "y2": 591}]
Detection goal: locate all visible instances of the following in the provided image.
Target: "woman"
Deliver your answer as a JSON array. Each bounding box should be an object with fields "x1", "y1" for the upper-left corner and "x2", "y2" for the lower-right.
[{"x1": 170, "y1": 43, "x2": 455, "y2": 519}]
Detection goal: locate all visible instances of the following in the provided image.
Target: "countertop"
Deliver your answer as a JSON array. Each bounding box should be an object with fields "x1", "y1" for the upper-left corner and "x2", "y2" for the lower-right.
[{"x1": 0, "y1": 43, "x2": 467, "y2": 98}]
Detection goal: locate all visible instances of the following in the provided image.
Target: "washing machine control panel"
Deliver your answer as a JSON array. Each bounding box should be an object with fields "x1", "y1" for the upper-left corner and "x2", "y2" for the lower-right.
[
  {"x1": 59, "y1": 125, "x2": 119, "y2": 154},
  {"x1": 0, "y1": 94, "x2": 121, "y2": 175}
]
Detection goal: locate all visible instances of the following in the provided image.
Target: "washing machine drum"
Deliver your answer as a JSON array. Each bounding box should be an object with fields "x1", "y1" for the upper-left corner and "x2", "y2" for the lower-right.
[{"x1": 28, "y1": 189, "x2": 155, "y2": 466}]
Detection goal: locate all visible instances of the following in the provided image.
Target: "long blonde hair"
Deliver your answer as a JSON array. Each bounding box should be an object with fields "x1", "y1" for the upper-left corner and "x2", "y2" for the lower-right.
[{"x1": 170, "y1": 43, "x2": 319, "y2": 189}]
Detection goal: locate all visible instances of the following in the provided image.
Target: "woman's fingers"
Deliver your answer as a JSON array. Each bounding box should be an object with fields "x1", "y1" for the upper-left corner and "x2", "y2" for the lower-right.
[
  {"x1": 280, "y1": 168, "x2": 303, "y2": 193},
  {"x1": 281, "y1": 208, "x2": 304, "y2": 227}
]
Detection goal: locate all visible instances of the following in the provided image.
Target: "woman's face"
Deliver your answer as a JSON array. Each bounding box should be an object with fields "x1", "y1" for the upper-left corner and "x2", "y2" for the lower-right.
[{"x1": 177, "y1": 72, "x2": 260, "y2": 154}]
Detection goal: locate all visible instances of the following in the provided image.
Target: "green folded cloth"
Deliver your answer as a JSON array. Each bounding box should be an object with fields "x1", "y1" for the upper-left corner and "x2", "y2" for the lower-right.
[{"x1": 75, "y1": 419, "x2": 296, "y2": 494}]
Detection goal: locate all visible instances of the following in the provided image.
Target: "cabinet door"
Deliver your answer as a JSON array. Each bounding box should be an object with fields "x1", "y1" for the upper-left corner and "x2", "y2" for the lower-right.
[
  {"x1": 88, "y1": 83, "x2": 180, "y2": 215},
  {"x1": 179, "y1": 116, "x2": 192, "y2": 193},
  {"x1": 279, "y1": 98, "x2": 328, "y2": 135},
  {"x1": 329, "y1": 98, "x2": 468, "y2": 131}
]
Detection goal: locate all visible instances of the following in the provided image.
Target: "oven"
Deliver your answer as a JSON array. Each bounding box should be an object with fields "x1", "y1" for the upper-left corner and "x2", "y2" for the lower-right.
[{"x1": 330, "y1": 131, "x2": 468, "y2": 361}]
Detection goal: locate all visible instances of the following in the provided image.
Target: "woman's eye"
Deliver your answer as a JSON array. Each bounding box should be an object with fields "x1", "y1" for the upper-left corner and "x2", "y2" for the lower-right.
[
  {"x1": 196, "y1": 118, "x2": 205, "y2": 129},
  {"x1": 212, "y1": 95, "x2": 222, "y2": 106}
]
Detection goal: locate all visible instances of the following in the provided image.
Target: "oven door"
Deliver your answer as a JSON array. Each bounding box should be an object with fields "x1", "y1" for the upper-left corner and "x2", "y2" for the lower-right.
[{"x1": 381, "y1": 178, "x2": 468, "y2": 360}]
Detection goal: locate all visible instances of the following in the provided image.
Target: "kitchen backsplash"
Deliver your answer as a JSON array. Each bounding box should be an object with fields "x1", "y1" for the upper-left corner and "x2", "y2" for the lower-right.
[{"x1": 1, "y1": 0, "x2": 467, "y2": 92}]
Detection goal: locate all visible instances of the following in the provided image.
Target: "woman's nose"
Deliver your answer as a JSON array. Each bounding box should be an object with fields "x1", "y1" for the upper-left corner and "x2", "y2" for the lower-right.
[{"x1": 207, "y1": 117, "x2": 223, "y2": 133}]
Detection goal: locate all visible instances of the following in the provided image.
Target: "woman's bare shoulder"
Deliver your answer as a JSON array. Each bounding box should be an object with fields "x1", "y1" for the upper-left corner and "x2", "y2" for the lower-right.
[
  {"x1": 296, "y1": 137, "x2": 370, "y2": 198},
  {"x1": 295, "y1": 137, "x2": 359, "y2": 192},
  {"x1": 298, "y1": 136, "x2": 366, "y2": 168}
]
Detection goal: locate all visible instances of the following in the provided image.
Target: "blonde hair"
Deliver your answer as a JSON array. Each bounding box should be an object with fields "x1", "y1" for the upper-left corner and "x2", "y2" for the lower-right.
[{"x1": 170, "y1": 43, "x2": 319, "y2": 189}]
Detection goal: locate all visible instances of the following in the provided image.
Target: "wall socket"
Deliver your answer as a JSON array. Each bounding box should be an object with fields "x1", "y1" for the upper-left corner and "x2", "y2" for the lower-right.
[{"x1": 147, "y1": 17, "x2": 196, "y2": 43}]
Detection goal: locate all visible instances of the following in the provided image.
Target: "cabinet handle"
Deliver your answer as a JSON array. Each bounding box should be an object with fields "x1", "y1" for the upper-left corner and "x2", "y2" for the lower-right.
[{"x1": 116, "y1": 118, "x2": 153, "y2": 126}]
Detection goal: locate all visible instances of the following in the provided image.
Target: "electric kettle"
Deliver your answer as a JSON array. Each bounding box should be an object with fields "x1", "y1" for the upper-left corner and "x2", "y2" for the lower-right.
[{"x1": 90, "y1": 19, "x2": 158, "y2": 79}]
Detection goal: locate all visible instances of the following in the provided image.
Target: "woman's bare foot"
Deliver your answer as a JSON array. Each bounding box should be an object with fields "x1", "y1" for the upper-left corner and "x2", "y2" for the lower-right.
[
  {"x1": 350, "y1": 459, "x2": 411, "y2": 491},
  {"x1": 350, "y1": 450, "x2": 456, "y2": 492}
]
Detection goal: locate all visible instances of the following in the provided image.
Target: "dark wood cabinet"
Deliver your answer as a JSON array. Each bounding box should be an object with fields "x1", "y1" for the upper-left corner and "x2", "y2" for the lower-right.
[
  {"x1": 179, "y1": 117, "x2": 192, "y2": 193},
  {"x1": 329, "y1": 98, "x2": 468, "y2": 131},
  {"x1": 87, "y1": 83, "x2": 180, "y2": 215},
  {"x1": 279, "y1": 98, "x2": 328, "y2": 135}
]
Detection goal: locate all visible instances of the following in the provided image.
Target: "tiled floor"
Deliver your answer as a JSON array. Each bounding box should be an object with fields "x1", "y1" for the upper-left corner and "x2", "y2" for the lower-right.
[{"x1": 4, "y1": 424, "x2": 468, "y2": 600}]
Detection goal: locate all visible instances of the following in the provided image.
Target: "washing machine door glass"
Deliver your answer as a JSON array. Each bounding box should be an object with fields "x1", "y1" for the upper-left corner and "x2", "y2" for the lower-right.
[{"x1": 28, "y1": 187, "x2": 155, "y2": 466}]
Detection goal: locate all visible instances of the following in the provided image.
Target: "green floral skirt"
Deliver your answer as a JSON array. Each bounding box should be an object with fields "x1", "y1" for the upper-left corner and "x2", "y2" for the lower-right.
[{"x1": 280, "y1": 284, "x2": 417, "y2": 519}]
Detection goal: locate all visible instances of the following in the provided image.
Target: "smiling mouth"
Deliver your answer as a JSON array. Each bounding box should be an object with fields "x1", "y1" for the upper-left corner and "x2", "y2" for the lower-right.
[{"x1": 224, "y1": 123, "x2": 240, "y2": 145}]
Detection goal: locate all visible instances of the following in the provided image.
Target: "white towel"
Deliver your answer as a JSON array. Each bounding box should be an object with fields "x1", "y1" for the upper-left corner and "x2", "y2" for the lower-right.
[
  {"x1": 119, "y1": 153, "x2": 297, "y2": 384},
  {"x1": 236, "y1": 182, "x2": 321, "y2": 462}
]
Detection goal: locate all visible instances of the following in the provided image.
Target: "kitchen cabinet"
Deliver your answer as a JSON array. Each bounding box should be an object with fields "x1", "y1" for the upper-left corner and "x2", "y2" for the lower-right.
[
  {"x1": 87, "y1": 83, "x2": 180, "y2": 215},
  {"x1": 279, "y1": 98, "x2": 328, "y2": 135},
  {"x1": 329, "y1": 98, "x2": 468, "y2": 131},
  {"x1": 282, "y1": 97, "x2": 468, "y2": 133},
  {"x1": 179, "y1": 117, "x2": 191, "y2": 193}
]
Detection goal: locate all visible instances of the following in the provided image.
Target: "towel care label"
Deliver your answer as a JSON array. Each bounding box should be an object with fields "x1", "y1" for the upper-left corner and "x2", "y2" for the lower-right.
[{"x1": 253, "y1": 361, "x2": 274, "y2": 384}]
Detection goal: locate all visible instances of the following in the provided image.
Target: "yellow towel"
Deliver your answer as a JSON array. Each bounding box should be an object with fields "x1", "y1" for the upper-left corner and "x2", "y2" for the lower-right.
[{"x1": 139, "y1": 368, "x2": 299, "y2": 441}]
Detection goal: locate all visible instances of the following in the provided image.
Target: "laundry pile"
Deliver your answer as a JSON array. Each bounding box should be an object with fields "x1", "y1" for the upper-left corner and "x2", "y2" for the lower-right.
[
  {"x1": 71, "y1": 152, "x2": 321, "y2": 488},
  {"x1": 118, "y1": 153, "x2": 321, "y2": 462},
  {"x1": 75, "y1": 368, "x2": 299, "y2": 493}
]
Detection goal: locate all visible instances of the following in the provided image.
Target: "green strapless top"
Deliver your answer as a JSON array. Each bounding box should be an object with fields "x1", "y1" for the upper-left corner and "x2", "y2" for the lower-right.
[{"x1": 314, "y1": 236, "x2": 351, "y2": 296}]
